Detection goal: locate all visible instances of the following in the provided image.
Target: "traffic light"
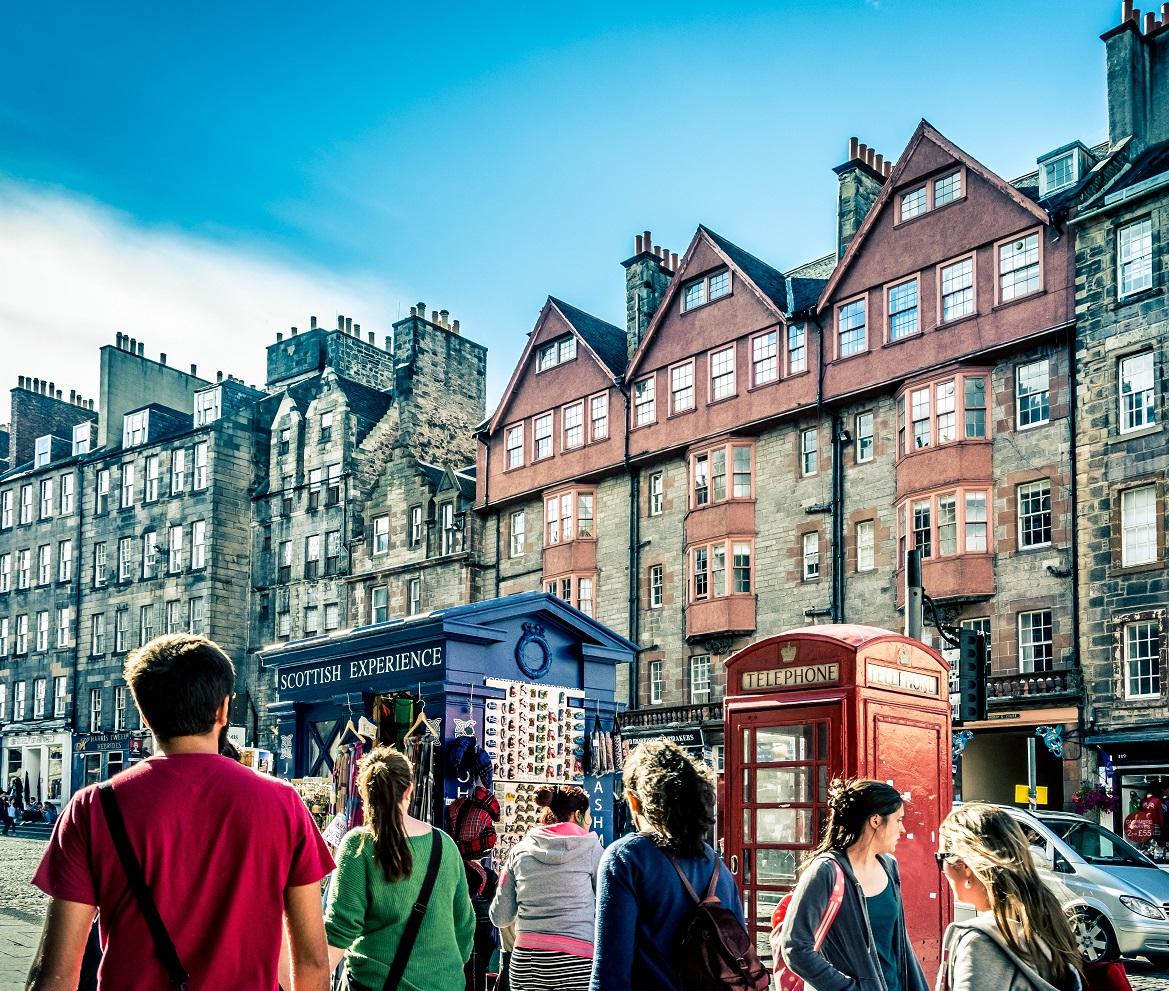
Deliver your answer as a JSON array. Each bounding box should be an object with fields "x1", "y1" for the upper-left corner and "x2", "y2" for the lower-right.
[{"x1": 956, "y1": 628, "x2": 988, "y2": 723}]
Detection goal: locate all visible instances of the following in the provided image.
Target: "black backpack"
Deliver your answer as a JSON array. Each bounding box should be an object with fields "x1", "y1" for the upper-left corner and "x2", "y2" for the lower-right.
[{"x1": 664, "y1": 850, "x2": 771, "y2": 991}]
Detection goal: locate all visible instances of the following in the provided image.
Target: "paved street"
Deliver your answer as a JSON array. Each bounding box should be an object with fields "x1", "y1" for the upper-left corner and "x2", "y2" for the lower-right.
[{"x1": 1, "y1": 833, "x2": 1168, "y2": 990}]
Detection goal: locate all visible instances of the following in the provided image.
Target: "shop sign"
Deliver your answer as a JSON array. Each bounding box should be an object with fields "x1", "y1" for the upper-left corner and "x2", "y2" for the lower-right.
[
  {"x1": 75, "y1": 732, "x2": 133, "y2": 753},
  {"x1": 867, "y1": 663, "x2": 939, "y2": 698},
  {"x1": 276, "y1": 642, "x2": 445, "y2": 694},
  {"x1": 742, "y1": 663, "x2": 840, "y2": 692},
  {"x1": 624, "y1": 728, "x2": 705, "y2": 750},
  {"x1": 7, "y1": 732, "x2": 65, "y2": 747}
]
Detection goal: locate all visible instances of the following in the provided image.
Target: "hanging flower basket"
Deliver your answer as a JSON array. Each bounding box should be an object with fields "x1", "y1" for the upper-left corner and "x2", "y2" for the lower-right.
[{"x1": 1072, "y1": 782, "x2": 1118, "y2": 815}]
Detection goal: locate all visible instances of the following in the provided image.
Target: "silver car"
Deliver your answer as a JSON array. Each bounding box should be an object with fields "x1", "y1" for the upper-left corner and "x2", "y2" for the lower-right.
[{"x1": 954, "y1": 805, "x2": 1169, "y2": 963}]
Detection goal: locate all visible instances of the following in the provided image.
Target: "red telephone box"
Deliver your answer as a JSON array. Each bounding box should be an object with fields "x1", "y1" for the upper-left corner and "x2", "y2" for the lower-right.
[{"x1": 723, "y1": 625, "x2": 953, "y2": 981}]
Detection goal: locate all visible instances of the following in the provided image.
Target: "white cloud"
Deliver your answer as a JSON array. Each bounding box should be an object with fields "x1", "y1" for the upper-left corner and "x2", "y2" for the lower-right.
[{"x1": 0, "y1": 180, "x2": 401, "y2": 425}]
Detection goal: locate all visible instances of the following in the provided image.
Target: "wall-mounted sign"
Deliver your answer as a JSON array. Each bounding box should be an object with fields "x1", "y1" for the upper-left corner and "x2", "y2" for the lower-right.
[
  {"x1": 866, "y1": 663, "x2": 939, "y2": 698},
  {"x1": 276, "y1": 642, "x2": 445, "y2": 694},
  {"x1": 742, "y1": 663, "x2": 840, "y2": 692},
  {"x1": 624, "y1": 727, "x2": 705, "y2": 752}
]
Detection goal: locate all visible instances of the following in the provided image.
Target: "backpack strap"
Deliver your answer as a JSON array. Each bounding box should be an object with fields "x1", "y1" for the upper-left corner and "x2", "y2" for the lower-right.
[
  {"x1": 383, "y1": 828, "x2": 443, "y2": 991},
  {"x1": 98, "y1": 781, "x2": 190, "y2": 990},
  {"x1": 814, "y1": 861, "x2": 847, "y2": 949},
  {"x1": 664, "y1": 849, "x2": 721, "y2": 906}
]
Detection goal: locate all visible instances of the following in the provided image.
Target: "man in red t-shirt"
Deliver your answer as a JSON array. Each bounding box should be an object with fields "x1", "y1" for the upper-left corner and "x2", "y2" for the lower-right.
[{"x1": 27, "y1": 634, "x2": 335, "y2": 991}]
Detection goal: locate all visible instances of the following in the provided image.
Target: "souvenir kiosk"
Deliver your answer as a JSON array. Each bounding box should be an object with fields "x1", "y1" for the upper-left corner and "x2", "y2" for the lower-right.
[
  {"x1": 259, "y1": 592, "x2": 634, "y2": 855},
  {"x1": 723, "y1": 625, "x2": 953, "y2": 980}
]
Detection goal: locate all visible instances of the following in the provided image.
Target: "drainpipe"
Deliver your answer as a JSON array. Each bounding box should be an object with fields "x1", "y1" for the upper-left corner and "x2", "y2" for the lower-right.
[
  {"x1": 831, "y1": 411, "x2": 846, "y2": 623},
  {"x1": 481, "y1": 437, "x2": 500, "y2": 598},
  {"x1": 1067, "y1": 324, "x2": 1085, "y2": 790},
  {"x1": 621, "y1": 377, "x2": 640, "y2": 709},
  {"x1": 69, "y1": 455, "x2": 86, "y2": 788}
]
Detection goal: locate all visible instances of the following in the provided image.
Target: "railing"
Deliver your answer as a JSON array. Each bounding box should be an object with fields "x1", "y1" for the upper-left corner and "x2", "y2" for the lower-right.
[
  {"x1": 988, "y1": 667, "x2": 1080, "y2": 701},
  {"x1": 619, "y1": 702, "x2": 723, "y2": 729}
]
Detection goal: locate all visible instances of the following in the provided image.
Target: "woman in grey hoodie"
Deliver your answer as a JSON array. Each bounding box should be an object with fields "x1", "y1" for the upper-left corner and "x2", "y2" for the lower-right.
[
  {"x1": 490, "y1": 784, "x2": 602, "y2": 991},
  {"x1": 937, "y1": 804, "x2": 1083, "y2": 991}
]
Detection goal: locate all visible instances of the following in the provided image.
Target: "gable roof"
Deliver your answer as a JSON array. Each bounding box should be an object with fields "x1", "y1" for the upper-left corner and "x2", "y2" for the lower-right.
[
  {"x1": 547, "y1": 298, "x2": 627, "y2": 377},
  {"x1": 625, "y1": 225, "x2": 791, "y2": 380},
  {"x1": 817, "y1": 120, "x2": 1052, "y2": 308},
  {"x1": 485, "y1": 297, "x2": 624, "y2": 435}
]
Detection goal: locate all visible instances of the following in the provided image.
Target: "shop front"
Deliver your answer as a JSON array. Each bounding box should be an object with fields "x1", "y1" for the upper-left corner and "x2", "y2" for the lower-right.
[
  {"x1": 259, "y1": 591, "x2": 634, "y2": 859},
  {"x1": 2, "y1": 725, "x2": 71, "y2": 805},
  {"x1": 71, "y1": 730, "x2": 152, "y2": 793},
  {"x1": 954, "y1": 705, "x2": 1078, "y2": 809},
  {"x1": 1086, "y1": 728, "x2": 1169, "y2": 864}
]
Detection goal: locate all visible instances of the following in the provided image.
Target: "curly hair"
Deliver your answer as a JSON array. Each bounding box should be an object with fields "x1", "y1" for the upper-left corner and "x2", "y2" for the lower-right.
[
  {"x1": 535, "y1": 784, "x2": 589, "y2": 825},
  {"x1": 622, "y1": 739, "x2": 715, "y2": 856},
  {"x1": 800, "y1": 778, "x2": 902, "y2": 872},
  {"x1": 940, "y1": 804, "x2": 1082, "y2": 986}
]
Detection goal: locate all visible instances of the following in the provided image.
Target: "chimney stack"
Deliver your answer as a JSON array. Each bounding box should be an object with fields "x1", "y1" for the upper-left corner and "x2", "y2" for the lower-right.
[
  {"x1": 190, "y1": 364, "x2": 197, "y2": 376},
  {"x1": 834, "y1": 136, "x2": 887, "y2": 260},
  {"x1": 160, "y1": 353, "x2": 167, "y2": 365},
  {"x1": 368, "y1": 332, "x2": 375, "y2": 345},
  {"x1": 1105, "y1": 0, "x2": 1169, "y2": 150},
  {"x1": 623, "y1": 226, "x2": 674, "y2": 360},
  {"x1": 310, "y1": 315, "x2": 317, "y2": 329}
]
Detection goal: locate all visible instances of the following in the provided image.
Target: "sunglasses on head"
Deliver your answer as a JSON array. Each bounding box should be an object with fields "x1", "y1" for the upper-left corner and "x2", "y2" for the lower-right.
[{"x1": 934, "y1": 851, "x2": 958, "y2": 869}]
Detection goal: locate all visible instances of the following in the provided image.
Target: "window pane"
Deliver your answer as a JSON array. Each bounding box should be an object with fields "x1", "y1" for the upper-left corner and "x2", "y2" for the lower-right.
[
  {"x1": 934, "y1": 171, "x2": 962, "y2": 206},
  {"x1": 1121, "y1": 486, "x2": 1157, "y2": 566},
  {"x1": 913, "y1": 500, "x2": 932, "y2": 558},
  {"x1": 1125, "y1": 622, "x2": 1160, "y2": 698},
  {"x1": 964, "y1": 377, "x2": 987, "y2": 438},
  {"x1": 1119, "y1": 218, "x2": 1153, "y2": 297},
  {"x1": 965, "y1": 492, "x2": 988, "y2": 552},
  {"x1": 711, "y1": 347, "x2": 735, "y2": 401},
  {"x1": 901, "y1": 187, "x2": 927, "y2": 220},
  {"x1": 709, "y1": 269, "x2": 730, "y2": 300},
  {"x1": 935, "y1": 380, "x2": 956, "y2": 443},
  {"x1": 838, "y1": 300, "x2": 866, "y2": 357},
  {"x1": 1000, "y1": 234, "x2": 1041, "y2": 301},
  {"x1": 1018, "y1": 480, "x2": 1052, "y2": 547},
  {"x1": 941, "y1": 257, "x2": 975, "y2": 321},
  {"x1": 671, "y1": 362, "x2": 695, "y2": 413},
  {"x1": 888, "y1": 280, "x2": 919, "y2": 340},
  {"x1": 1017, "y1": 359, "x2": 1050, "y2": 427},
  {"x1": 753, "y1": 331, "x2": 778, "y2": 385},
  {"x1": 756, "y1": 726, "x2": 813, "y2": 762},
  {"x1": 1119, "y1": 351, "x2": 1156, "y2": 432},
  {"x1": 911, "y1": 388, "x2": 931, "y2": 448},
  {"x1": 1019, "y1": 610, "x2": 1054, "y2": 673}
]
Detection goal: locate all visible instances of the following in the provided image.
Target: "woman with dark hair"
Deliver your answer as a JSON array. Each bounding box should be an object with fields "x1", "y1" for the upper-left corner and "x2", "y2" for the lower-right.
[
  {"x1": 325, "y1": 745, "x2": 475, "y2": 991},
  {"x1": 937, "y1": 804, "x2": 1082, "y2": 991},
  {"x1": 590, "y1": 739, "x2": 745, "y2": 991},
  {"x1": 776, "y1": 778, "x2": 929, "y2": 991},
  {"x1": 490, "y1": 784, "x2": 601, "y2": 990}
]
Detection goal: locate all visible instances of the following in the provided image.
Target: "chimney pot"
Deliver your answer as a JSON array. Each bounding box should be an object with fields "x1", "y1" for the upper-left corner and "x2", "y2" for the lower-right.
[
  {"x1": 432, "y1": 310, "x2": 439, "y2": 323},
  {"x1": 276, "y1": 332, "x2": 284, "y2": 343},
  {"x1": 671, "y1": 252, "x2": 679, "y2": 270},
  {"x1": 643, "y1": 230, "x2": 651, "y2": 251},
  {"x1": 33, "y1": 377, "x2": 40, "y2": 392},
  {"x1": 1145, "y1": 9, "x2": 1156, "y2": 30},
  {"x1": 160, "y1": 353, "x2": 167, "y2": 365},
  {"x1": 190, "y1": 363, "x2": 197, "y2": 376},
  {"x1": 56, "y1": 389, "x2": 62, "y2": 400},
  {"x1": 368, "y1": 332, "x2": 375, "y2": 344},
  {"x1": 385, "y1": 336, "x2": 393, "y2": 351},
  {"x1": 69, "y1": 389, "x2": 76, "y2": 403},
  {"x1": 849, "y1": 136, "x2": 860, "y2": 160},
  {"x1": 634, "y1": 233, "x2": 644, "y2": 253},
  {"x1": 865, "y1": 147, "x2": 876, "y2": 167},
  {"x1": 416, "y1": 302, "x2": 425, "y2": 318},
  {"x1": 290, "y1": 326, "x2": 296, "y2": 334},
  {"x1": 89, "y1": 399, "x2": 94, "y2": 410},
  {"x1": 653, "y1": 245, "x2": 662, "y2": 258},
  {"x1": 452, "y1": 319, "x2": 460, "y2": 335},
  {"x1": 17, "y1": 375, "x2": 23, "y2": 389},
  {"x1": 354, "y1": 323, "x2": 360, "y2": 337},
  {"x1": 1124, "y1": 0, "x2": 1134, "y2": 19},
  {"x1": 310, "y1": 315, "x2": 317, "y2": 329},
  {"x1": 345, "y1": 317, "x2": 353, "y2": 334},
  {"x1": 857, "y1": 142, "x2": 868, "y2": 161},
  {"x1": 48, "y1": 382, "x2": 55, "y2": 396},
  {"x1": 138, "y1": 342, "x2": 144, "y2": 356},
  {"x1": 874, "y1": 153, "x2": 884, "y2": 173},
  {"x1": 439, "y1": 309, "x2": 449, "y2": 327},
  {"x1": 291, "y1": 326, "x2": 298, "y2": 336},
  {"x1": 217, "y1": 370, "x2": 224, "y2": 382}
]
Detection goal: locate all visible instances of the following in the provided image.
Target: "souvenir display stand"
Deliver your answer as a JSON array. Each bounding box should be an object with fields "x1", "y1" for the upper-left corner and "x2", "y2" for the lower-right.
[{"x1": 259, "y1": 592, "x2": 635, "y2": 852}]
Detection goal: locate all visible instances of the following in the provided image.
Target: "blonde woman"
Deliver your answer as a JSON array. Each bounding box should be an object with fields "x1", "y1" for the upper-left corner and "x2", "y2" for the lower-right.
[
  {"x1": 937, "y1": 804, "x2": 1082, "y2": 991},
  {"x1": 325, "y1": 746, "x2": 475, "y2": 991}
]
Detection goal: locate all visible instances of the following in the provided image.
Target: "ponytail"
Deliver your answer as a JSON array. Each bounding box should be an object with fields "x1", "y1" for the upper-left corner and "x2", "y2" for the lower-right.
[{"x1": 356, "y1": 746, "x2": 415, "y2": 882}]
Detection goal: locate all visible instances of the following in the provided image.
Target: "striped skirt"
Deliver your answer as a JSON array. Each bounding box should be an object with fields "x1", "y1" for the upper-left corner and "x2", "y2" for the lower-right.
[{"x1": 508, "y1": 946, "x2": 592, "y2": 991}]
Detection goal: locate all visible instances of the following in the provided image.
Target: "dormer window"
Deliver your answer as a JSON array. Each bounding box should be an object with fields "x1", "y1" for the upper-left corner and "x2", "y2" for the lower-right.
[
  {"x1": 34, "y1": 436, "x2": 52, "y2": 468},
  {"x1": 72, "y1": 422, "x2": 94, "y2": 456},
  {"x1": 681, "y1": 268, "x2": 731, "y2": 312},
  {"x1": 536, "y1": 335, "x2": 577, "y2": 372},
  {"x1": 898, "y1": 169, "x2": 963, "y2": 223},
  {"x1": 1040, "y1": 153, "x2": 1076, "y2": 196},
  {"x1": 194, "y1": 387, "x2": 221, "y2": 427},
  {"x1": 122, "y1": 410, "x2": 149, "y2": 448}
]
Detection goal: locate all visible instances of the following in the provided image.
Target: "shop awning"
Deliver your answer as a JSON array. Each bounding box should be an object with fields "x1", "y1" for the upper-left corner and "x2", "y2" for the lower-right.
[{"x1": 1086, "y1": 728, "x2": 1169, "y2": 745}]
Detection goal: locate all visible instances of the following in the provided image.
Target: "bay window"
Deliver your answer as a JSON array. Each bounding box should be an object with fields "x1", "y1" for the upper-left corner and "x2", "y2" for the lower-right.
[
  {"x1": 900, "y1": 373, "x2": 989, "y2": 456},
  {"x1": 544, "y1": 488, "x2": 595, "y2": 544},
  {"x1": 690, "y1": 538, "x2": 753, "y2": 602},
  {"x1": 691, "y1": 442, "x2": 753, "y2": 507},
  {"x1": 899, "y1": 487, "x2": 992, "y2": 561}
]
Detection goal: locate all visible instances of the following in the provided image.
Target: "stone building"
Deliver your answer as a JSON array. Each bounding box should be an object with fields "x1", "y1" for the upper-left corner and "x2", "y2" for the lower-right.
[
  {"x1": 1070, "y1": 3, "x2": 1169, "y2": 829},
  {"x1": 0, "y1": 379, "x2": 98, "y2": 801},
  {"x1": 250, "y1": 308, "x2": 486, "y2": 729}
]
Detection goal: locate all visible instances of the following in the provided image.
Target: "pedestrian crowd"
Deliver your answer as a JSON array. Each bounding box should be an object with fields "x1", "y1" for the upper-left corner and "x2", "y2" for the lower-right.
[
  {"x1": 1, "y1": 777, "x2": 57, "y2": 834},
  {"x1": 23, "y1": 633, "x2": 1098, "y2": 991}
]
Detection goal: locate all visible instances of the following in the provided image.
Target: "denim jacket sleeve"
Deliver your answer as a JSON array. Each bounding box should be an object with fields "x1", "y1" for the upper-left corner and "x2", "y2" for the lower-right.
[{"x1": 779, "y1": 856, "x2": 856, "y2": 991}]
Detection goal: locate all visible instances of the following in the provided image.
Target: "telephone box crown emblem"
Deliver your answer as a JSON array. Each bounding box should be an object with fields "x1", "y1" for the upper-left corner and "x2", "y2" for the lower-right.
[{"x1": 780, "y1": 643, "x2": 798, "y2": 664}]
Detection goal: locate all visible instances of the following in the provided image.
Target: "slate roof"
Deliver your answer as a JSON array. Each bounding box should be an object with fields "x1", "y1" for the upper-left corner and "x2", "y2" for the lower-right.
[
  {"x1": 786, "y1": 254, "x2": 836, "y2": 280},
  {"x1": 548, "y1": 297, "x2": 627, "y2": 376},
  {"x1": 1114, "y1": 140, "x2": 1169, "y2": 191},
  {"x1": 332, "y1": 376, "x2": 393, "y2": 427},
  {"x1": 699, "y1": 226, "x2": 789, "y2": 312}
]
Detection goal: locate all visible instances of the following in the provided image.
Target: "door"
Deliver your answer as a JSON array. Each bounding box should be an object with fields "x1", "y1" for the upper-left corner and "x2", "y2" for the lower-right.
[{"x1": 726, "y1": 703, "x2": 842, "y2": 967}]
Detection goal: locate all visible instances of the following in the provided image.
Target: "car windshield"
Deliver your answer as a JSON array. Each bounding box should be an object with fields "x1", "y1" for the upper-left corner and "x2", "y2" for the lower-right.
[{"x1": 1042, "y1": 818, "x2": 1155, "y2": 868}]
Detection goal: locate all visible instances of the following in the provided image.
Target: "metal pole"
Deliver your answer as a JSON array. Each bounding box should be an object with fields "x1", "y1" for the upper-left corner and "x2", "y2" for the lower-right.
[
  {"x1": 1027, "y1": 736, "x2": 1038, "y2": 811},
  {"x1": 905, "y1": 549, "x2": 923, "y2": 641}
]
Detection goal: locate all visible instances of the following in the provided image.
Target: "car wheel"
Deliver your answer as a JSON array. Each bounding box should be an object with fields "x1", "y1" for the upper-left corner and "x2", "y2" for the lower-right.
[{"x1": 1067, "y1": 907, "x2": 1118, "y2": 962}]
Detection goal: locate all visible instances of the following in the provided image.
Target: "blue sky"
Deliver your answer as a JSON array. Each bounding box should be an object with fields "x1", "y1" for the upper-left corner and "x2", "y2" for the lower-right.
[{"x1": 0, "y1": 2, "x2": 1116, "y2": 423}]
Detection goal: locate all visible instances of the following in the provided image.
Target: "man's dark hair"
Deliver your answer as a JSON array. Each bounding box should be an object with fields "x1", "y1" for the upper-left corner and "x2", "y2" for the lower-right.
[{"x1": 124, "y1": 634, "x2": 235, "y2": 740}]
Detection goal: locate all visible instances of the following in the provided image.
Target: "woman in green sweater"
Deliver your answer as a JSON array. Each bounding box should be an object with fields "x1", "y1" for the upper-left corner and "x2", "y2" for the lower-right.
[{"x1": 325, "y1": 746, "x2": 475, "y2": 991}]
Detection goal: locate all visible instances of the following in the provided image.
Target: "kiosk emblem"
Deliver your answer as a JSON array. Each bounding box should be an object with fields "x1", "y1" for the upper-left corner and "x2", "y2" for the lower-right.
[
  {"x1": 780, "y1": 643, "x2": 798, "y2": 663},
  {"x1": 515, "y1": 622, "x2": 552, "y2": 679}
]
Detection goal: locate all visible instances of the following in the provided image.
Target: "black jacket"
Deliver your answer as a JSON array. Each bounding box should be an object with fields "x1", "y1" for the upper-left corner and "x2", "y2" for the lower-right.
[{"x1": 779, "y1": 851, "x2": 930, "y2": 991}]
